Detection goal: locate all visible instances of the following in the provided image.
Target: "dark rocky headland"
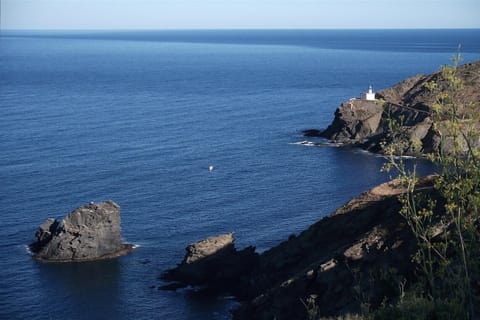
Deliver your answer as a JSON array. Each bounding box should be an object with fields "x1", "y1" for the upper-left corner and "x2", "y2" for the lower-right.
[
  {"x1": 162, "y1": 61, "x2": 480, "y2": 319},
  {"x1": 30, "y1": 200, "x2": 133, "y2": 262},
  {"x1": 162, "y1": 177, "x2": 441, "y2": 319},
  {"x1": 308, "y1": 61, "x2": 480, "y2": 155}
]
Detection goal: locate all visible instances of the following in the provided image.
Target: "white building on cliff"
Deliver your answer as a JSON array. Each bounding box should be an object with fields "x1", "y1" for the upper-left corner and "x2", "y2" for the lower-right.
[{"x1": 361, "y1": 85, "x2": 376, "y2": 101}]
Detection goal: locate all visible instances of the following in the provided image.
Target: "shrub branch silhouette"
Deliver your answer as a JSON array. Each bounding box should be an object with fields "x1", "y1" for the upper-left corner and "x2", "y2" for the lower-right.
[{"x1": 381, "y1": 52, "x2": 479, "y2": 320}]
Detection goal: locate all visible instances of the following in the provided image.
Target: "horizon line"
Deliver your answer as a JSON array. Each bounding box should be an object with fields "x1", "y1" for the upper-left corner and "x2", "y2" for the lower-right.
[{"x1": 2, "y1": 27, "x2": 480, "y2": 32}]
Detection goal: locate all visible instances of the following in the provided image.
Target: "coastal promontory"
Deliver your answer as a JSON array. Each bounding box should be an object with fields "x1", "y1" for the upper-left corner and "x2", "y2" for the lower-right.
[
  {"x1": 163, "y1": 177, "x2": 440, "y2": 319},
  {"x1": 162, "y1": 61, "x2": 480, "y2": 319},
  {"x1": 310, "y1": 61, "x2": 480, "y2": 155},
  {"x1": 30, "y1": 200, "x2": 133, "y2": 262}
]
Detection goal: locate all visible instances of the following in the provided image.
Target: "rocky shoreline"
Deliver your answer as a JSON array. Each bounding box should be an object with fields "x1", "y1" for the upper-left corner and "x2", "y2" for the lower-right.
[
  {"x1": 32, "y1": 245, "x2": 135, "y2": 263},
  {"x1": 162, "y1": 61, "x2": 479, "y2": 319},
  {"x1": 305, "y1": 61, "x2": 480, "y2": 156},
  {"x1": 29, "y1": 61, "x2": 479, "y2": 317},
  {"x1": 162, "y1": 177, "x2": 441, "y2": 319},
  {"x1": 161, "y1": 233, "x2": 259, "y2": 296}
]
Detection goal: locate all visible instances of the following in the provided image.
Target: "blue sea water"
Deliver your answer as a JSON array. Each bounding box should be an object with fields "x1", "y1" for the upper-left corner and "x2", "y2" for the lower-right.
[{"x1": 0, "y1": 29, "x2": 479, "y2": 320}]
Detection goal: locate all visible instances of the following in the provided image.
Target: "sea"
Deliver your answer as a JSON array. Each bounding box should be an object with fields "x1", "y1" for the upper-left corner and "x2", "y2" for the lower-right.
[{"x1": 1, "y1": 29, "x2": 479, "y2": 320}]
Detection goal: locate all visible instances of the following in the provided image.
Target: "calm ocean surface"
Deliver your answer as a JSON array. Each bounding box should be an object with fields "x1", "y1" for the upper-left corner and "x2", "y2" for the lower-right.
[{"x1": 1, "y1": 30, "x2": 479, "y2": 319}]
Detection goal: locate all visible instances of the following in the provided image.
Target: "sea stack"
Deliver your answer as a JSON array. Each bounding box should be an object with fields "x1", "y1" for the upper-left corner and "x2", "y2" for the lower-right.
[{"x1": 30, "y1": 200, "x2": 133, "y2": 262}]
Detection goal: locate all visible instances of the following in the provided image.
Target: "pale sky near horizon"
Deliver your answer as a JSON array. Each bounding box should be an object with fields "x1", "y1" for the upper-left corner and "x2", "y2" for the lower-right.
[{"x1": 1, "y1": 0, "x2": 479, "y2": 30}]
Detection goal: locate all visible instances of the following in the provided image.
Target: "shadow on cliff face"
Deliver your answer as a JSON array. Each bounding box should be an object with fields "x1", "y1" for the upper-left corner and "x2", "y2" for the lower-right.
[
  {"x1": 234, "y1": 176, "x2": 442, "y2": 319},
  {"x1": 160, "y1": 177, "x2": 444, "y2": 319},
  {"x1": 160, "y1": 233, "x2": 259, "y2": 298},
  {"x1": 311, "y1": 62, "x2": 480, "y2": 156}
]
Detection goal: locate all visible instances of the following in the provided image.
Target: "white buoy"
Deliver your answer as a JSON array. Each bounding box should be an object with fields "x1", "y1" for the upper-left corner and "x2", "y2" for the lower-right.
[{"x1": 208, "y1": 165, "x2": 214, "y2": 172}]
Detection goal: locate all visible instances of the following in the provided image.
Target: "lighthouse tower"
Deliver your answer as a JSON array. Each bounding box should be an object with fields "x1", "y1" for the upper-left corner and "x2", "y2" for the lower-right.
[{"x1": 361, "y1": 85, "x2": 376, "y2": 101}]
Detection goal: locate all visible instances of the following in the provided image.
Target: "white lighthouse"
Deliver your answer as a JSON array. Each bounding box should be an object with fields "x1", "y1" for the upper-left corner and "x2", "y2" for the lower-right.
[{"x1": 361, "y1": 85, "x2": 376, "y2": 101}]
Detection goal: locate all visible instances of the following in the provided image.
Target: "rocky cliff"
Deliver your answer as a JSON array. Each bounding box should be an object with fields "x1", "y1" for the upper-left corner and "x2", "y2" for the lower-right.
[
  {"x1": 162, "y1": 62, "x2": 479, "y2": 319},
  {"x1": 234, "y1": 177, "x2": 443, "y2": 319},
  {"x1": 315, "y1": 61, "x2": 480, "y2": 155},
  {"x1": 162, "y1": 177, "x2": 443, "y2": 319},
  {"x1": 30, "y1": 200, "x2": 133, "y2": 262},
  {"x1": 161, "y1": 233, "x2": 259, "y2": 295}
]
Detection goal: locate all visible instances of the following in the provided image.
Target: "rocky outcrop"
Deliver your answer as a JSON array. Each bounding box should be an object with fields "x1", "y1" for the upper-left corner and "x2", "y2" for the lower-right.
[
  {"x1": 311, "y1": 61, "x2": 480, "y2": 155},
  {"x1": 30, "y1": 200, "x2": 133, "y2": 262},
  {"x1": 161, "y1": 233, "x2": 259, "y2": 295},
  {"x1": 163, "y1": 177, "x2": 445, "y2": 319},
  {"x1": 232, "y1": 177, "x2": 441, "y2": 320},
  {"x1": 319, "y1": 99, "x2": 433, "y2": 154},
  {"x1": 162, "y1": 62, "x2": 479, "y2": 319},
  {"x1": 320, "y1": 99, "x2": 384, "y2": 144}
]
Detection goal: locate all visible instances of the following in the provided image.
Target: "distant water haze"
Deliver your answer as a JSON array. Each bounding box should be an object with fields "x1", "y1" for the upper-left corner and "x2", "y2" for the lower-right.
[
  {"x1": 2, "y1": 0, "x2": 479, "y2": 29},
  {"x1": 0, "y1": 30, "x2": 479, "y2": 320}
]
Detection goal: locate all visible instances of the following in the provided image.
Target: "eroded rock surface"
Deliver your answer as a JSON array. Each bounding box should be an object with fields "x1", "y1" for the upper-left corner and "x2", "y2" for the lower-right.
[
  {"x1": 184, "y1": 232, "x2": 236, "y2": 264},
  {"x1": 232, "y1": 176, "x2": 441, "y2": 320},
  {"x1": 163, "y1": 177, "x2": 444, "y2": 319},
  {"x1": 161, "y1": 233, "x2": 259, "y2": 295},
  {"x1": 30, "y1": 200, "x2": 133, "y2": 262},
  {"x1": 320, "y1": 99, "x2": 384, "y2": 144},
  {"x1": 311, "y1": 61, "x2": 480, "y2": 155}
]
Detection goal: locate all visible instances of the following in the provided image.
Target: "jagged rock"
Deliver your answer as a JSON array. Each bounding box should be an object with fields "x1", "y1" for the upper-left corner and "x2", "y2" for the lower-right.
[
  {"x1": 30, "y1": 200, "x2": 133, "y2": 262},
  {"x1": 35, "y1": 218, "x2": 58, "y2": 244},
  {"x1": 233, "y1": 176, "x2": 440, "y2": 320},
  {"x1": 319, "y1": 98, "x2": 432, "y2": 155},
  {"x1": 183, "y1": 232, "x2": 235, "y2": 264},
  {"x1": 311, "y1": 61, "x2": 480, "y2": 155},
  {"x1": 163, "y1": 178, "x2": 447, "y2": 319},
  {"x1": 161, "y1": 233, "x2": 259, "y2": 296},
  {"x1": 320, "y1": 100, "x2": 384, "y2": 143}
]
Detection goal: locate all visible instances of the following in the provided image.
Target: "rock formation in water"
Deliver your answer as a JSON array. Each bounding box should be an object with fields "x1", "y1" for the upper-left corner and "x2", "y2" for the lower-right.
[
  {"x1": 30, "y1": 200, "x2": 133, "y2": 262},
  {"x1": 161, "y1": 232, "x2": 259, "y2": 295},
  {"x1": 310, "y1": 61, "x2": 480, "y2": 155}
]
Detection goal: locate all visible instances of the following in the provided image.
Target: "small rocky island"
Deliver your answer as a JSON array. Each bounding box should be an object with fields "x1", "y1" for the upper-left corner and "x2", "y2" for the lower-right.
[{"x1": 30, "y1": 200, "x2": 133, "y2": 262}]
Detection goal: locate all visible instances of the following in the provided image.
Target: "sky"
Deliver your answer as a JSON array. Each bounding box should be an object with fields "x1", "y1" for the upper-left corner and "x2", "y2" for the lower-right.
[{"x1": 1, "y1": 0, "x2": 479, "y2": 30}]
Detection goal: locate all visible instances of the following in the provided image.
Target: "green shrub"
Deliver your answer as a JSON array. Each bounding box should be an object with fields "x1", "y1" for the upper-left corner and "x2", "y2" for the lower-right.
[{"x1": 380, "y1": 52, "x2": 479, "y2": 320}]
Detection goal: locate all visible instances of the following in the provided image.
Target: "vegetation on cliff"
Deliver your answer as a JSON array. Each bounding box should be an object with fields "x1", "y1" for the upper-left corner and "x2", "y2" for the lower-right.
[
  {"x1": 162, "y1": 57, "x2": 480, "y2": 320},
  {"x1": 377, "y1": 54, "x2": 480, "y2": 319},
  {"x1": 318, "y1": 60, "x2": 480, "y2": 156},
  {"x1": 239, "y1": 57, "x2": 480, "y2": 319}
]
